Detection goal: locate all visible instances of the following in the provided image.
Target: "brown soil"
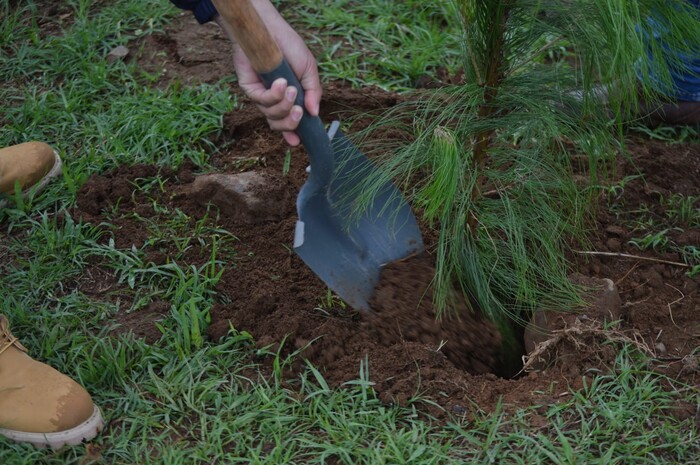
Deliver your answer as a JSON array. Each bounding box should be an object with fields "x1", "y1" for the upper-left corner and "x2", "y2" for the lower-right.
[
  {"x1": 368, "y1": 255, "x2": 502, "y2": 375},
  {"x1": 68, "y1": 14, "x2": 699, "y2": 420}
]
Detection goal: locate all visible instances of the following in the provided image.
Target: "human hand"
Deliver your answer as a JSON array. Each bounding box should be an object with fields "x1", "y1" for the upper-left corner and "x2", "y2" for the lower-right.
[{"x1": 214, "y1": 0, "x2": 321, "y2": 146}]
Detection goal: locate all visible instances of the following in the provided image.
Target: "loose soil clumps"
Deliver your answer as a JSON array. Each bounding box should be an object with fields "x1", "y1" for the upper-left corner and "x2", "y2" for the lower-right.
[{"x1": 367, "y1": 254, "x2": 502, "y2": 375}]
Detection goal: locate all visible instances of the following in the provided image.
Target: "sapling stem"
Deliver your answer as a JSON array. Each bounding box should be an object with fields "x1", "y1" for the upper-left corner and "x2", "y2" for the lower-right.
[{"x1": 468, "y1": 4, "x2": 510, "y2": 234}]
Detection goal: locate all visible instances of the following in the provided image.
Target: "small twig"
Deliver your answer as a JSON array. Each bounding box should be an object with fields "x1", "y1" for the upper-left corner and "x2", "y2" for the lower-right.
[
  {"x1": 621, "y1": 280, "x2": 649, "y2": 296},
  {"x1": 573, "y1": 250, "x2": 691, "y2": 268},
  {"x1": 665, "y1": 283, "x2": 685, "y2": 329},
  {"x1": 614, "y1": 262, "x2": 640, "y2": 287},
  {"x1": 482, "y1": 188, "x2": 501, "y2": 198},
  {"x1": 654, "y1": 356, "x2": 685, "y2": 362},
  {"x1": 482, "y1": 182, "x2": 515, "y2": 198}
]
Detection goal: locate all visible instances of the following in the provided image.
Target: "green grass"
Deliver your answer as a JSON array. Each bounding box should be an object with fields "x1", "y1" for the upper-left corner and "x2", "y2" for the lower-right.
[
  {"x1": 0, "y1": 0, "x2": 234, "y2": 210},
  {"x1": 604, "y1": 175, "x2": 700, "y2": 276},
  {"x1": 1, "y1": 0, "x2": 699, "y2": 463},
  {"x1": 450, "y1": 351, "x2": 700, "y2": 464},
  {"x1": 631, "y1": 124, "x2": 700, "y2": 144},
  {"x1": 280, "y1": 0, "x2": 463, "y2": 90}
]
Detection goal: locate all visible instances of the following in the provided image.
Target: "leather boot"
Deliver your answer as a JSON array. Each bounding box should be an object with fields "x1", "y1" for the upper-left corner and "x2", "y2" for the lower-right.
[
  {"x1": 0, "y1": 314, "x2": 104, "y2": 449},
  {"x1": 0, "y1": 142, "x2": 62, "y2": 208}
]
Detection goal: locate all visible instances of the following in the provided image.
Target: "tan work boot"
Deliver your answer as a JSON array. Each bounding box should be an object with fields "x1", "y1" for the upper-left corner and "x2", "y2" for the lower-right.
[
  {"x1": 0, "y1": 142, "x2": 63, "y2": 208},
  {"x1": 0, "y1": 314, "x2": 104, "y2": 449}
]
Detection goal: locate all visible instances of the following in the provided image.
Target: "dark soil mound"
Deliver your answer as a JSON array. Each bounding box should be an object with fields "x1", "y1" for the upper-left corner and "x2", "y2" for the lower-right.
[{"x1": 367, "y1": 255, "x2": 501, "y2": 375}]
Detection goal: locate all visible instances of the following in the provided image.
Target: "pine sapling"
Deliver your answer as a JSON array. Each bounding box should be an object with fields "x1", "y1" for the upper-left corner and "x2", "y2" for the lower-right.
[{"x1": 348, "y1": 0, "x2": 700, "y2": 349}]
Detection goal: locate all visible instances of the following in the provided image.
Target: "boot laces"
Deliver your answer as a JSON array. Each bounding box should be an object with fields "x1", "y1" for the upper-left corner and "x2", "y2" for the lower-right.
[{"x1": 0, "y1": 314, "x2": 28, "y2": 357}]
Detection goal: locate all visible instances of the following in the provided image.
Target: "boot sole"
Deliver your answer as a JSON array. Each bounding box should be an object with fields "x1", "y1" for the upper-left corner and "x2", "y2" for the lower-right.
[
  {"x1": 0, "y1": 149, "x2": 63, "y2": 209},
  {"x1": 0, "y1": 405, "x2": 104, "y2": 450}
]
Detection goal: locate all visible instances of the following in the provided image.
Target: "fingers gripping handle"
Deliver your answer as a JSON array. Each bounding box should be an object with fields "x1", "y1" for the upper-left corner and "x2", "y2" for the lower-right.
[
  {"x1": 212, "y1": 0, "x2": 333, "y2": 187},
  {"x1": 259, "y1": 61, "x2": 333, "y2": 185}
]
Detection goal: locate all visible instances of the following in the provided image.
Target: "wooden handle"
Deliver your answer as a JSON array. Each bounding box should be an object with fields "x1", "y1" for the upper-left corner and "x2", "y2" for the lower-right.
[{"x1": 212, "y1": 0, "x2": 284, "y2": 73}]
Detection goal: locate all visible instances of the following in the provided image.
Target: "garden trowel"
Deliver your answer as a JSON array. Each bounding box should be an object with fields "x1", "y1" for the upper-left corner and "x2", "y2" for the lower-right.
[{"x1": 213, "y1": 0, "x2": 423, "y2": 311}]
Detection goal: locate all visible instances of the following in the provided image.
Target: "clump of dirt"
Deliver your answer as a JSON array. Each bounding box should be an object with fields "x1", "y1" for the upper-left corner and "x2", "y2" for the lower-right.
[
  {"x1": 366, "y1": 254, "x2": 502, "y2": 375},
  {"x1": 112, "y1": 300, "x2": 171, "y2": 344},
  {"x1": 77, "y1": 164, "x2": 160, "y2": 217},
  {"x1": 206, "y1": 254, "x2": 502, "y2": 390},
  {"x1": 266, "y1": 253, "x2": 504, "y2": 388}
]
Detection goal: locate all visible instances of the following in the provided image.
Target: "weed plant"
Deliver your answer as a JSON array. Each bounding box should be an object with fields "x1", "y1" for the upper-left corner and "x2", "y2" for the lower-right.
[
  {"x1": 626, "y1": 190, "x2": 700, "y2": 277},
  {"x1": 350, "y1": 1, "x2": 700, "y2": 338}
]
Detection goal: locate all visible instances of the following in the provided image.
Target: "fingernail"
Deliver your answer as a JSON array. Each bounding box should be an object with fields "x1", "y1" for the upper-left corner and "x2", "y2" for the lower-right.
[
  {"x1": 291, "y1": 106, "x2": 303, "y2": 121},
  {"x1": 285, "y1": 87, "x2": 297, "y2": 103}
]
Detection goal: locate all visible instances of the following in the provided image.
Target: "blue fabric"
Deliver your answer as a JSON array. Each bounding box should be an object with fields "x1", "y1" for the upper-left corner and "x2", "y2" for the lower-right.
[
  {"x1": 645, "y1": 0, "x2": 700, "y2": 101},
  {"x1": 170, "y1": 0, "x2": 218, "y2": 24}
]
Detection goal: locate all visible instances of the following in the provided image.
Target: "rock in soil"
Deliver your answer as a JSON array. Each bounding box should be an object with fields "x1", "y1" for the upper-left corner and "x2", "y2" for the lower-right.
[
  {"x1": 188, "y1": 171, "x2": 290, "y2": 223},
  {"x1": 106, "y1": 45, "x2": 129, "y2": 63},
  {"x1": 523, "y1": 274, "x2": 623, "y2": 369}
]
